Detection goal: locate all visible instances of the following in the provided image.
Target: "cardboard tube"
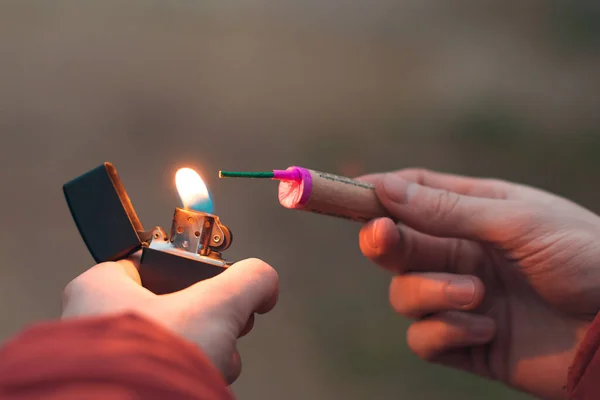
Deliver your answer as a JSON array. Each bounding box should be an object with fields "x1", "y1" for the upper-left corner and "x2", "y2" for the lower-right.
[{"x1": 277, "y1": 166, "x2": 388, "y2": 223}]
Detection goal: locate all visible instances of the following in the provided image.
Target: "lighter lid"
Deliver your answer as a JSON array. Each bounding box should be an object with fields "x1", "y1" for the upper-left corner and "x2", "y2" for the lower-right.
[{"x1": 63, "y1": 162, "x2": 145, "y2": 263}]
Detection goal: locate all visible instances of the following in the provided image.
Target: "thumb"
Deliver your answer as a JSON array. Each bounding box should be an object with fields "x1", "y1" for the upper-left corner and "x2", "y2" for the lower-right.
[
  {"x1": 377, "y1": 174, "x2": 513, "y2": 241},
  {"x1": 182, "y1": 258, "x2": 279, "y2": 321}
]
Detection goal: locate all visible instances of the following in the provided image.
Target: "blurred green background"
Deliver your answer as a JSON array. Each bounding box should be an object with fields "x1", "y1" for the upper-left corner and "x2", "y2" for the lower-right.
[{"x1": 0, "y1": 1, "x2": 599, "y2": 399}]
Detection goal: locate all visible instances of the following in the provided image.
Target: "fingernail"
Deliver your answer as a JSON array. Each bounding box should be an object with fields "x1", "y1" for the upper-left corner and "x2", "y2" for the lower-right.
[
  {"x1": 367, "y1": 219, "x2": 379, "y2": 249},
  {"x1": 470, "y1": 320, "x2": 495, "y2": 340},
  {"x1": 381, "y1": 175, "x2": 415, "y2": 204},
  {"x1": 444, "y1": 278, "x2": 476, "y2": 307}
]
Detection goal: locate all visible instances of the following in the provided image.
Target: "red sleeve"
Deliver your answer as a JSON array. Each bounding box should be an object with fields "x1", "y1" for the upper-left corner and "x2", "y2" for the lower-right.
[
  {"x1": 0, "y1": 312, "x2": 234, "y2": 400},
  {"x1": 568, "y1": 314, "x2": 600, "y2": 399}
]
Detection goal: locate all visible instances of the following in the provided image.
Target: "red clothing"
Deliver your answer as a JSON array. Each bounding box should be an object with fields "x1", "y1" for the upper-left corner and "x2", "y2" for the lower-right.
[
  {"x1": 568, "y1": 316, "x2": 600, "y2": 400},
  {"x1": 0, "y1": 313, "x2": 234, "y2": 400},
  {"x1": 1, "y1": 312, "x2": 600, "y2": 399}
]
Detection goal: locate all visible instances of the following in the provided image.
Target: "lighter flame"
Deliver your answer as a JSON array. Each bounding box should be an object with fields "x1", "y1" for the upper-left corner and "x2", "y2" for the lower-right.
[{"x1": 175, "y1": 168, "x2": 214, "y2": 213}]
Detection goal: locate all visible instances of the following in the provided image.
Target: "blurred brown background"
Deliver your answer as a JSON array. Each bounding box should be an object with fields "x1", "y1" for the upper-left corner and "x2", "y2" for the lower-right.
[{"x1": 0, "y1": 1, "x2": 599, "y2": 399}]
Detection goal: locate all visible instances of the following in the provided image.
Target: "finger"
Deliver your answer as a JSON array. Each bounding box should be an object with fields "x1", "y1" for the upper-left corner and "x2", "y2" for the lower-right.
[
  {"x1": 407, "y1": 311, "x2": 496, "y2": 363},
  {"x1": 85, "y1": 257, "x2": 143, "y2": 286},
  {"x1": 357, "y1": 168, "x2": 510, "y2": 199},
  {"x1": 63, "y1": 257, "x2": 145, "y2": 304},
  {"x1": 360, "y1": 218, "x2": 484, "y2": 274},
  {"x1": 389, "y1": 273, "x2": 485, "y2": 319},
  {"x1": 115, "y1": 256, "x2": 143, "y2": 285},
  {"x1": 190, "y1": 258, "x2": 279, "y2": 317},
  {"x1": 375, "y1": 174, "x2": 518, "y2": 240},
  {"x1": 397, "y1": 168, "x2": 510, "y2": 199},
  {"x1": 360, "y1": 218, "x2": 404, "y2": 272},
  {"x1": 61, "y1": 257, "x2": 150, "y2": 318},
  {"x1": 225, "y1": 348, "x2": 242, "y2": 385}
]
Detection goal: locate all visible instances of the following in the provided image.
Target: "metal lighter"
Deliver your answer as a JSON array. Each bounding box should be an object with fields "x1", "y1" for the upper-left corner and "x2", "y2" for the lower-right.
[{"x1": 63, "y1": 162, "x2": 233, "y2": 294}]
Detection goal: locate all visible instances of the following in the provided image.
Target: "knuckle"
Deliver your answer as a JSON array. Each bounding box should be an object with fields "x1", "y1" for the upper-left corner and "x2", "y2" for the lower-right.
[
  {"x1": 403, "y1": 168, "x2": 429, "y2": 183},
  {"x1": 429, "y1": 189, "x2": 461, "y2": 220},
  {"x1": 494, "y1": 204, "x2": 545, "y2": 242},
  {"x1": 482, "y1": 178, "x2": 511, "y2": 197}
]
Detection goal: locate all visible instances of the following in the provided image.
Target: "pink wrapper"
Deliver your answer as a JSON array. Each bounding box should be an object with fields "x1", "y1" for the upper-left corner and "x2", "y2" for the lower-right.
[{"x1": 276, "y1": 166, "x2": 313, "y2": 209}]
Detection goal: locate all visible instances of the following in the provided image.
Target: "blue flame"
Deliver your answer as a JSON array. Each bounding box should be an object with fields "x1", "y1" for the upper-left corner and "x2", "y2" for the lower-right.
[{"x1": 188, "y1": 192, "x2": 214, "y2": 214}]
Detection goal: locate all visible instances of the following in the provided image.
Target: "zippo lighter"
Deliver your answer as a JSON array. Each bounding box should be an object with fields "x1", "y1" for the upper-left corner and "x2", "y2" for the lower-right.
[{"x1": 63, "y1": 162, "x2": 233, "y2": 294}]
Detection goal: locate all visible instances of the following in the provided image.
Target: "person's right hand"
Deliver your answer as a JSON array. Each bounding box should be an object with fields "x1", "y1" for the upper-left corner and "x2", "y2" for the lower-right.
[
  {"x1": 358, "y1": 168, "x2": 600, "y2": 400},
  {"x1": 62, "y1": 257, "x2": 279, "y2": 385}
]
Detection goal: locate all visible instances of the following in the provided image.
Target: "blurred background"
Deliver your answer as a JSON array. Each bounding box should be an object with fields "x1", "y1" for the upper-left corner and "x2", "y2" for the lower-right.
[{"x1": 1, "y1": 1, "x2": 599, "y2": 399}]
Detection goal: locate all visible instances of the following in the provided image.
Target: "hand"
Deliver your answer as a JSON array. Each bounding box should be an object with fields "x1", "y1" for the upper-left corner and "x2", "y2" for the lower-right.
[
  {"x1": 359, "y1": 168, "x2": 600, "y2": 400},
  {"x1": 61, "y1": 256, "x2": 279, "y2": 384}
]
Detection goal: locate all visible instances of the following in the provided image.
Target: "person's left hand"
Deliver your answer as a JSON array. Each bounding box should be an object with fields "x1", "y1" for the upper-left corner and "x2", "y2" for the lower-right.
[{"x1": 61, "y1": 255, "x2": 279, "y2": 384}]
